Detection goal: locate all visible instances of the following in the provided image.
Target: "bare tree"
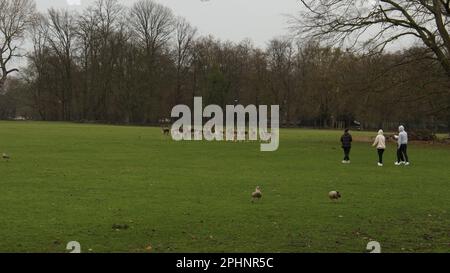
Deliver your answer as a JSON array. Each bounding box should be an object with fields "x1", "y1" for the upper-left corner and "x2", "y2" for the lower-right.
[
  {"x1": 129, "y1": 0, "x2": 174, "y2": 121},
  {"x1": 293, "y1": 0, "x2": 450, "y2": 77},
  {"x1": 28, "y1": 13, "x2": 50, "y2": 119},
  {"x1": 89, "y1": 0, "x2": 124, "y2": 121},
  {"x1": 173, "y1": 16, "x2": 197, "y2": 104},
  {"x1": 0, "y1": 0, "x2": 36, "y2": 91},
  {"x1": 46, "y1": 8, "x2": 77, "y2": 120},
  {"x1": 94, "y1": 0, "x2": 122, "y2": 39},
  {"x1": 129, "y1": 0, "x2": 174, "y2": 56},
  {"x1": 267, "y1": 39, "x2": 295, "y2": 123}
]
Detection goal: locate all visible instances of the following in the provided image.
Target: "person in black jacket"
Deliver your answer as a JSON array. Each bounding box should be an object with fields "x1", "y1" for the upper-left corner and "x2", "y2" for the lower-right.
[{"x1": 341, "y1": 128, "x2": 353, "y2": 164}]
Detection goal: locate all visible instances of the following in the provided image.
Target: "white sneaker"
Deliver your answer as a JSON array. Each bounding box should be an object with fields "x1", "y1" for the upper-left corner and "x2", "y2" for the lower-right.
[
  {"x1": 347, "y1": 161, "x2": 351, "y2": 164},
  {"x1": 342, "y1": 160, "x2": 347, "y2": 164},
  {"x1": 378, "y1": 163, "x2": 383, "y2": 167},
  {"x1": 395, "y1": 162, "x2": 401, "y2": 166},
  {"x1": 405, "y1": 162, "x2": 410, "y2": 166}
]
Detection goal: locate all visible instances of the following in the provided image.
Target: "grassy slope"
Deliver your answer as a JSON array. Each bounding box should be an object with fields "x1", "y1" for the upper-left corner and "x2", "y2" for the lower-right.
[{"x1": 0, "y1": 121, "x2": 449, "y2": 253}]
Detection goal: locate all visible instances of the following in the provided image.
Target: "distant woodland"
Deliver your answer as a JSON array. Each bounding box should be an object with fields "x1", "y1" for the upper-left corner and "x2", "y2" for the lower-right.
[{"x1": 1, "y1": 0, "x2": 449, "y2": 131}]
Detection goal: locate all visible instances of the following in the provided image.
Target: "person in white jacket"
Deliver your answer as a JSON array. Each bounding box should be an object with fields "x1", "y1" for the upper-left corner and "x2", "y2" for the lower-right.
[{"x1": 372, "y1": 129, "x2": 386, "y2": 166}]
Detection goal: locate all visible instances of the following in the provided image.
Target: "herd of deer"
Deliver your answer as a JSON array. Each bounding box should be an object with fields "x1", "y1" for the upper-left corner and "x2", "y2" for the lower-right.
[{"x1": 161, "y1": 126, "x2": 263, "y2": 142}]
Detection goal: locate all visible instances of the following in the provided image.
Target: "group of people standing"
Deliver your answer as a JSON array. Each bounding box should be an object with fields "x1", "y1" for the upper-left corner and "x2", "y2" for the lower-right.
[{"x1": 340, "y1": 126, "x2": 410, "y2": 167}]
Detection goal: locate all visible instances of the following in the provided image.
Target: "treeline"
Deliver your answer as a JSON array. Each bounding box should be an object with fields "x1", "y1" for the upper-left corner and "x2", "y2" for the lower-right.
[{"x1": 1, "y1": 0, "x2": 450, "y2": 130}]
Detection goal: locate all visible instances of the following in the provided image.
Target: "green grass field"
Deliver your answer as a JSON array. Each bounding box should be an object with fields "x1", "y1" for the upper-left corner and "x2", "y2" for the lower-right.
[{"x1": 0, "y1": 121, "x2": 450, "y2": 253}]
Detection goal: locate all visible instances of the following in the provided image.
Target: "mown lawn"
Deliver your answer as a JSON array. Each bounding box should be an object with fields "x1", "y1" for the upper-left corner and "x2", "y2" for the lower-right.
[{"x1": 0, "y1": 121, "x2": 449, "y2": 253}]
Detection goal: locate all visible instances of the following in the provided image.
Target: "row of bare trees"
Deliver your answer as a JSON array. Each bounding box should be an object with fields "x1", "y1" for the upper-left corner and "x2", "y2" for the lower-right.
[{"x1": 1, "y1": 0, "x2": 449, "y2": 130}]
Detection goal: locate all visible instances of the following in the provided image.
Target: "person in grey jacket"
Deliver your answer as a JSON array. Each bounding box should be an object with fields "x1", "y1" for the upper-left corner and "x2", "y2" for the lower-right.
[{"x1": 395, "y1": 125, "x2": 410, "y2": 166}]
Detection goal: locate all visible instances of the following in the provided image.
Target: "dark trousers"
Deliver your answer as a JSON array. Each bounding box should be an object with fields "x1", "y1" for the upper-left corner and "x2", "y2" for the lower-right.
[
  {"x1": 343, "y1": 147, "x2": 351, "y2": 161},
  {"x1": 397, "y1": 144, "x2": 409, "y2": 163},
  {"x1": 377, "y1": 149, "x2": 385, "y2": 164}
]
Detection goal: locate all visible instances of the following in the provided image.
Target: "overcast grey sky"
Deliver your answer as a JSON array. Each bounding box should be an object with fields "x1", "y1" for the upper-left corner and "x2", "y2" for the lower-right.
[{"x1": 35, "y1": 0, "x2": 301, "y2": 47}]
